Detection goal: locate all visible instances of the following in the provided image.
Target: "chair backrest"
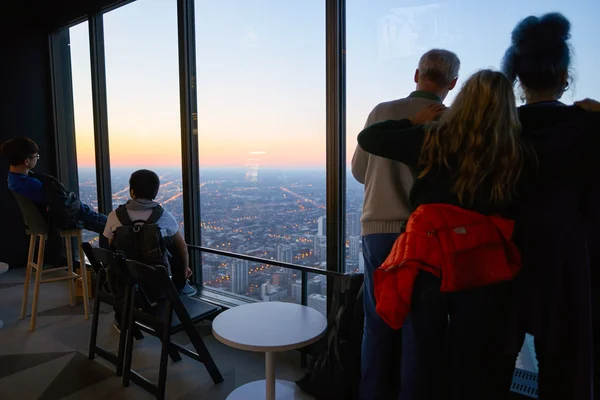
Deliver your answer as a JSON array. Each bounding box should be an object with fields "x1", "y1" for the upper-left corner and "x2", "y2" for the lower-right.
[
  {"x1": 11, "y1": 190, "x2": 49, "y2": 235},
  {"x1": 123, "y1": 259, "x2": 181, "y2": 311},
  {"x1": 81, "y1": 243, "x2": 114, "y2": 294}
]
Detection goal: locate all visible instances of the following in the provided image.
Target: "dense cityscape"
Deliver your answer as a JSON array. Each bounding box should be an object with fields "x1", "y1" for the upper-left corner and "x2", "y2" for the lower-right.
[{"x1": 77, "y1": 166, "x2": 366, "y2": 317}]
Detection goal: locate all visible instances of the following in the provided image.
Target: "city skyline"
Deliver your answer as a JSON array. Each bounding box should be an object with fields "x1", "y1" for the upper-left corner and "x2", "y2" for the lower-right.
[
  {"x1": 69, "y1": 0, "x2": 600, "y2": 168},
  {"x1": 79, "y1": 166, "x2": 365, "y2": 318}
]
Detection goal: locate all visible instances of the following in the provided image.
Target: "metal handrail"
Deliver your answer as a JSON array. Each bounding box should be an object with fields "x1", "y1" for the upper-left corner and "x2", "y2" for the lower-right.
[{"x1": 187, "y1": 244, "x2": 345, "y2": 277}]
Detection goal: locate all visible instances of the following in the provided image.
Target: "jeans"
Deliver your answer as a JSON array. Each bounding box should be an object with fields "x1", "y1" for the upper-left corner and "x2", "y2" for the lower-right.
[
  {"x1": 410, "y1": 271, "x2": 512, "y2": 400},
  {"x1": 46, "y1": 203, "x2": 108, "y2": 262},
  {"x1": 360, "y1": 233, "x2": 416, "y2": 400},
  {"x1": 76, "y1": 204, "x2": 108, "y2": 248}
]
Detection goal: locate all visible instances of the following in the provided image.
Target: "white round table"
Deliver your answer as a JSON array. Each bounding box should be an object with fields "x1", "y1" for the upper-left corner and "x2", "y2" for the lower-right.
[
  {"x1": 212, "y1": 301, "x2": 327, "y2": 400},
  {"x1": 0, "y1": 262, "x2": 9, "y2": 330}
]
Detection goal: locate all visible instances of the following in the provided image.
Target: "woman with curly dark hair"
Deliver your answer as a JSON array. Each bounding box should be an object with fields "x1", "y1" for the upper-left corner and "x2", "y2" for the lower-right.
[{"x1": 500, "y1": 12, "x2": 600, "y2": 400}]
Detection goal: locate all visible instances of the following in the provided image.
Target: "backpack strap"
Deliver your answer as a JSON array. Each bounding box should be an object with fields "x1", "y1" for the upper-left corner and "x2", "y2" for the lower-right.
[
  {"x1": 115, "y1": 205, "x2": 134, "y2": 226},
  {"x1": 145, "y1": 205, "x2": 164, "y2": 225}
]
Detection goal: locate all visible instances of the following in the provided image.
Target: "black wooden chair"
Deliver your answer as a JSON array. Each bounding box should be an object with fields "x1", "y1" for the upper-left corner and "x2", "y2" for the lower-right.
[
  {"x1": 82, "y1": 243, "x2": 143, "y2": 376},
  {"x1": 121, "y1": 258, "x2": 223, "y2": 399}
]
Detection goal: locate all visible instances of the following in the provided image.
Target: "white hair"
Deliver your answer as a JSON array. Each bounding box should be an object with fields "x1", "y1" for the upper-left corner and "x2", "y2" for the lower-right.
[{"x1": 418, "y1": 49, "x2": 461, "y2": 87}]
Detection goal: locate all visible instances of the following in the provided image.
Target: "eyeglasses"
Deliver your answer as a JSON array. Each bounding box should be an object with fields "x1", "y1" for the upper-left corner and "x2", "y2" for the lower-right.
[{"x1": 28, "y1": 154, "x2": 40, "y2": 160}]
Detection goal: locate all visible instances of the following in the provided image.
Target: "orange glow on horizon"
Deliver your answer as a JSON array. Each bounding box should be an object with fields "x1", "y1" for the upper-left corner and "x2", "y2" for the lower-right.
[{"x1": 75, "y1": 128, "x2": 338, "y2": 167}]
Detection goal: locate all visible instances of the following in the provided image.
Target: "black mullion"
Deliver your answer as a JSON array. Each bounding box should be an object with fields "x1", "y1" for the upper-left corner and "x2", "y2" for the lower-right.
[{"x1": 89, "y1": 14, "x2": 112, "y2": 215}]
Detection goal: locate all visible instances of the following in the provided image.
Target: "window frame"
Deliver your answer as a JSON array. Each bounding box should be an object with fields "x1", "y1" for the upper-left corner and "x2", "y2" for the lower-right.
[{"x1": 50, "y1": 0, "x2": 349, "y2": 313}]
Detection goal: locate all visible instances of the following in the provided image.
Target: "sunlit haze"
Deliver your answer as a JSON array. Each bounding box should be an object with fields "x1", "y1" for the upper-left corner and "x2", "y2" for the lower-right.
[{"x1": 71, "y1": 0, "x2": 599, "y2": 168}]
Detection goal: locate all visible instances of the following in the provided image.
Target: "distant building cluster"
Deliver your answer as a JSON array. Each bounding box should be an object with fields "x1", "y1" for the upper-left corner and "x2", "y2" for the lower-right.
[{"x1": 78, "y1": 167, "x2": 366, "y2": 317}]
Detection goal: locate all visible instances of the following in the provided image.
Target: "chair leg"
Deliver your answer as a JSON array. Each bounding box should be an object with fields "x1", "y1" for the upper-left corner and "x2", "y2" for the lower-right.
[
  {"x1": 187, "y1": 325, "x2": 224, "y2": 384},
  {"x1": 65, "y1": 236, "x2": 75, "y2": 307},
  {"x1": 122, "y1": 289, "x2": 137, "y2": 388},
  {"x1": 29, "y1": 236, "x2": 45, "y2": 332},
  {"x1": 157, "y1": 328, "x2": 171, "y2": 400},
  {"x1": 20, "y1": 235, "x2": 36, "y2": 319},
  {"x1": 133, "y1": 328, "x2": 145, "y2": 340},
  {"x1": 77, "y1": 232, "x2": 90, "y2": 319},
  {"x1": 88, "y1": 271, "x2": 104, "y2": 361},
  {"x1": 116, "y1": 284, "x2": 131, "y2": 377},
  {"x1": 168, "y1": 344, "x2": 182, "y2": 363}
]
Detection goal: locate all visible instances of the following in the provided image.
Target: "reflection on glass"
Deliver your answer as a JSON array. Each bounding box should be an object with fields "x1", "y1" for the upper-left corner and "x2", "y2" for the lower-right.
[{"x1": 345, "y1": 0, "x2": 600, "y2": 272}]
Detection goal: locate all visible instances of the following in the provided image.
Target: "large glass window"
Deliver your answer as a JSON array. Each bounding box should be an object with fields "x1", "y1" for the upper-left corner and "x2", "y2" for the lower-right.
[
  {"x1": 195, "y1": 1, "x2": 327, "y2": 308},
  {"x1": 345, "y1": 0, "x2": 599, "y2": 368},
  {"x1": 103, "y1": 0, "x2": 184, "y2": 231},
  {"x1": 69, "y1": 21, "x2": 99, "y2": 245},
  {"x1": 345, "y1": 0, "x2": 600, "y2": 272}
]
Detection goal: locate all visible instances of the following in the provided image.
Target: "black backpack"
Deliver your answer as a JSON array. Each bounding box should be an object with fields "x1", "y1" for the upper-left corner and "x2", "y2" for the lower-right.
[
  {"x1": 112, "y1": 205, "x2": 171, "y2": 270},
  {"x1": 296, "y1": 273, "x2": 365, "y2": 400}
]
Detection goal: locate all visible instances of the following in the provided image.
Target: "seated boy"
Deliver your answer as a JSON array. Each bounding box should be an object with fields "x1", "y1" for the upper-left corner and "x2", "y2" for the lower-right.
[
  {"x1": 103, "y1": 169, "x2": 196, "y2": 329},
  {"x1": 2, "y1": 137, "x2": 108, "y2": 257}
]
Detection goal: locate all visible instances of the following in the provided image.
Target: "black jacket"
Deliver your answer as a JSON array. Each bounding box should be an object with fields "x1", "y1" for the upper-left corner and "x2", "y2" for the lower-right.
[{"x1": 30, "y1": 171, "x2": 82, "y2": 229}]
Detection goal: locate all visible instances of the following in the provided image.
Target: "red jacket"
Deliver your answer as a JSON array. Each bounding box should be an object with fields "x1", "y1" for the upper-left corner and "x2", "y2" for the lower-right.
[{"x1": 373, "y1": 203, "x2": 521, "y2": 330}]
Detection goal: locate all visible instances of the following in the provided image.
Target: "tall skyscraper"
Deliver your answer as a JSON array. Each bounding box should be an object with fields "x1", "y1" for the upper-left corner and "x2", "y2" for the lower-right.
[
  {"x1": 349, "y1": 236, "x2": 361, "y2": 261},
  {"x1": 291, "y1": 279, "x2": 302, "y2": 303},
  {"x1": 308, "y1": 293, "x2": 327, "y2": 317},
  {"x1": 277, "y1": 243, "x2": 293, "y2": 264},
  {"x1": 358, "y1": 252, "x2": 365, "y2": 273},
  {"x1": 271, "y1": 272, "x2": 288, "y2": 287},
  {"x1": 317, "y1": 215, "x2": 327, "y2": 236},
  {"x1": 347, "y1": 212, "x2": 361, "y2": 236},
  {"x1": 261, "y1": 281, "x2": 287, "y2": 302},
  {"x1": 313, "y1": 235, "x2": 327, "y2": 263},
  {"x1": 202, "y1": 264, "x2": 214, "y2": 284},
  {"x1": 308, "y1": 276, "x2": 322, "y2": 295},
  {"x1": 231, "y1": 259, "x2": 249, "y2": 294}
]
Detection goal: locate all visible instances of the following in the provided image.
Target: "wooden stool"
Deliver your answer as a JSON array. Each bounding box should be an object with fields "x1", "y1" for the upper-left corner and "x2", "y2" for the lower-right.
[{"x1": 11, "y1": 191, "x2": 90, "y2": 331}]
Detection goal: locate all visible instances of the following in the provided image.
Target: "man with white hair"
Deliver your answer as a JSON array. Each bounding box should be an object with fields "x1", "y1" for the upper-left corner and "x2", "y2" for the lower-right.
[{"x1": 352, "y1": 49, "x2": 460, "y2": 400}]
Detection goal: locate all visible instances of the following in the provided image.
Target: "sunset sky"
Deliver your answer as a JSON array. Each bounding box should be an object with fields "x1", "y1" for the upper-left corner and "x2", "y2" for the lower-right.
[{"x1": 70, "y1": 0, "x2": 600, "y2": 168}]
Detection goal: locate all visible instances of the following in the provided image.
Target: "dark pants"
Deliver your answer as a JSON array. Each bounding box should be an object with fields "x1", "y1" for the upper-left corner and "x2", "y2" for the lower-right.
[
  {"x1": 411, "y1": 271, "x2": 512, "y2": 400},
  {"x1": 46, "y1": 204, "x2": 108, "y2": 263},
  {"x1": 76, "y1": 204, "x2": 109, "y2": 248},
  {"x1": 360, "y1": 233, "x2": 416, "y2": 400}
]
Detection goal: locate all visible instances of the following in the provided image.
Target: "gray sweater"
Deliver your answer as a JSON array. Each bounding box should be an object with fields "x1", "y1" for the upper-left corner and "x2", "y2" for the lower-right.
[{"x1": 351, "y1": 91, "x2": 441, "y2": 236}]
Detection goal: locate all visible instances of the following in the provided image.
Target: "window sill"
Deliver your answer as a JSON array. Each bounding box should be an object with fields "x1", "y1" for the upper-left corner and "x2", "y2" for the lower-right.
[{"x1": 194, "y1": 286, "x2": 256, "y2": 310}]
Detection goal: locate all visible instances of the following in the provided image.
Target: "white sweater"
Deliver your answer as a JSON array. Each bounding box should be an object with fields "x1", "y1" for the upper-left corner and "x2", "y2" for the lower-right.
[{"x1": 352, "y1": 92, "x2": 441, "y2": 236}]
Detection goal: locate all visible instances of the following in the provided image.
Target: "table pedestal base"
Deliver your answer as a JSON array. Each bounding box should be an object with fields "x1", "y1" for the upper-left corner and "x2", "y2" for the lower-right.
[{"x1": 226, "y1": 380, "x2": 313, "y2": 400}]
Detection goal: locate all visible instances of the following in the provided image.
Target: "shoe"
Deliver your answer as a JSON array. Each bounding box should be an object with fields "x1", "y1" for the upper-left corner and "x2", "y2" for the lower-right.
[
  {"x1": 112, "y1": 318, "x2": 122, "y2": 333},
  {"x1": 179, "y1": 281, "x2": 197, "y2": 297}
]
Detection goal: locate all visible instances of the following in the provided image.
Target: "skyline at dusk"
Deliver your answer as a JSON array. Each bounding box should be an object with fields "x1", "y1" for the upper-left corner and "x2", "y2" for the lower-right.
[{"x1": 70, "y1": 0, "x2": 600, "y2": 168}]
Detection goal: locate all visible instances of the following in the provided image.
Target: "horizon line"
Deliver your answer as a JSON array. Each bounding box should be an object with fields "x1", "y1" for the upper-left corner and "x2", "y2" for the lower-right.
[{"x1": 77, "y1": 164, "x2": 354, "y2": 169}]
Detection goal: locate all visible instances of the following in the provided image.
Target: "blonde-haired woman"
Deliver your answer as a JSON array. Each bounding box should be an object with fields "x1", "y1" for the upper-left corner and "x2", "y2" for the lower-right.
[{"x1": 356, "y1": 69, "x2": 525, "y2": 400}]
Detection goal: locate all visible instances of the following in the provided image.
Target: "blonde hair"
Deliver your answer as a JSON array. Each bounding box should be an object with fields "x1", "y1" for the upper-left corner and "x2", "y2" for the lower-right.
[{"x1": 419, "y1": 69, "x2": 524, "y2": 205}]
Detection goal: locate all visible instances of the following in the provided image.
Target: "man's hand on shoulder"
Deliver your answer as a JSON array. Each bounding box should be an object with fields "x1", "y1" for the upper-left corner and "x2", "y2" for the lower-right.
[
  {"x1": 574, "y1": 98, "x2": 600, "y2": 112},
  {"x1": 410, "y1": 104, "x2": 447, "y2": 125}
]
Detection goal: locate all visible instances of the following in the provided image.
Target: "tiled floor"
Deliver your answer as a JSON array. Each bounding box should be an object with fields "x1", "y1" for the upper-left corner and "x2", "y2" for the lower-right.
[{"x1": 0, "y1": 268, "x2": 306, "y2": 400}]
